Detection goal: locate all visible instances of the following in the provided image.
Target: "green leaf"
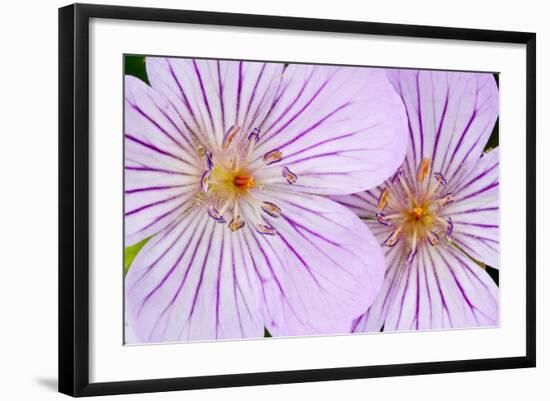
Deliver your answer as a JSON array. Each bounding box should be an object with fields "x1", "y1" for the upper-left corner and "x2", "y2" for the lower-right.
[
  {"x1": 264, "y1": 328, "x2": 272, "y2": 338},
  {"x1": 124, "y1": 237, "x2": 150, "y2": 275},
  {"x1": 125, "y1": 55, "x2": 149, "y2": 84}
]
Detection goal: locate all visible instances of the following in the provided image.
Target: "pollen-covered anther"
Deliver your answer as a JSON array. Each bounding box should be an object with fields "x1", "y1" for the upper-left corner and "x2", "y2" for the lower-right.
[
  {"x1": 417, "y1": 158, "x2": 432, "y2": 182},
  {"x1": 247, "y1": 127, "x2": 260, "y2": 142},
  {"x1": 383, "y1": 226, "x2": 402, "y2": 247},
  {"x1": 256, "y1": 224, "x2": 277, "y2": 236},
  {"x1": 427, "y1": 231, "x2": 439, "y2": 246},
  {"x1": 376, "y1": 211, "x2": 391, "y2": 226},
  {"x1": 200, "y1": 170, "x2": 211, "y2": 192},
  {"x1": 282, "y1": 167, "x2": 298, "y2": 184},
  {"x1": 222, "y1": 125, "x2": 240, "y2": 150},
  {"x1": 263, "y1": 149, "x2": 283, "y2": 165},
  {"x1": 433, "y1": 172, "x2": 447, "y2": 187},
  {"x1": 438, "y1": 193, "x2": 455, "y2": 207},
  {"x1": 377, "y1": 187, "x2": 390, "y2": 211},
  {"x1": 446, "y1": 217, "x2": 454, "y2": 238},
  {"x1": 228, "y1": 216, "x2": 245, "y2": 232},
  {"x1": 261, "y1": 202, "x2": 281, "y2": 218},
  {"x1": 207, "y1": 205, "x2": 226, "y2": 223},
  {"x1": 205, "y1": 150, "x2": 213, "y2": 170}
]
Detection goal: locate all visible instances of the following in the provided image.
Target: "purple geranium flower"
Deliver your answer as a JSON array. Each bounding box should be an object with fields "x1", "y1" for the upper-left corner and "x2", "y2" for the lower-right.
[
  {"x1": 334, "y1": 69, "x2": 500, "y2": 331},
  {"x1": 124, "y1": 58, "x2": 408, "y2": 342}
]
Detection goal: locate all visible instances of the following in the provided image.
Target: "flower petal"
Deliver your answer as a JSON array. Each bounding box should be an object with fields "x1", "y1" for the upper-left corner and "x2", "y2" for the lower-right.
[
  {"x1": 386, "y1": 70, "x2": 498, "y2": 184},
  {"x1": 354, "y1": 243, "x2": 499, "y2": 332},
  {"x1": 125, "y1": 75, "x2": 200, "y2": 245},
  {"x1": 253, "y1": 65, "x2": 408, "y2": 195},
  {"x1": 125, "y1": 208, "x2": 264, "y2": 343},
  {"x1": 146, "y1": 57, "x2": 284, "y2": 147},
  {"x1": 241, "y1": 191, "x2": 385, "y2": 335},
  {"x1": 443, "y1": 148, "x2": 499, "y2": 268}
]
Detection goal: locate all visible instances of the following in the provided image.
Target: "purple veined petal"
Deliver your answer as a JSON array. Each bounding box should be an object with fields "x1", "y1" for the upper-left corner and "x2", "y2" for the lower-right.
[
  {"x1": 125, "y1": 75, "x2": 201, "y2": 168},
  {"x1": 146, "y1": 57, "x2": 284, "y2": 146},
  {"x1": 125, "y1": 208, "x2": 264, "y2": 343},
  {"x1": 386, "y1": 70, "x2": 498, "y2": 184},
  {"x1": 356, "y1": 243, "x2": 499, "y2": 332},
  {"x1": 252, "y1": 65, "x2": 408, "y2": 195},
  {"x1": 442, "y1": 148, "x2": 500, "y2": 268},
  {"x1": 241, "y1": 190, "x2": 385, "y2": 335}
]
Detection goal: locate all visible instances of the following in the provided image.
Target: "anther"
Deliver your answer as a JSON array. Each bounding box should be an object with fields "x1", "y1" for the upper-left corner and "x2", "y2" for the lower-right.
[
  {"x1": 263, "y1": 149, "x2": 283, "y2": 165},
  {"x1": 281, "y1": 167, "x2": 297, "y2": 184},
  {"x1": 247, "y1": 127, "x2": 260, "y2": 142},
  {"x1": 438, "y1": 193, "x2": 455, "y2": 207},
  {"x1": 228, "y1": 217, "x2": 245, "y2": 232},
  {"x1": 207, "y1": 205, "x2": 226, "y2": 223},
  {"x1": 446, "y1": 217, "x2": 454, "y2": 238},
  {"x1": 376, "y1": 211, "x2": 392, "y2": 226},
  {"x1": 427, "y1": 231, "x2": 439, "y2": 246},
  {"x1": 205, "y1": 150, "x2": 213, "y2": 170},
  {"x1": 377, "y1": 187, "x2": 390, "y2": 211},
  {"x1": 222, "y1": 125, "x2": 240, "y2": 150},
  {"x1": 261, "y1": 202, "x2": 281, "y2": 218},
  {"x1": 200, "y1": 170, "x2": 211, "y2": 192},
  {"x1": 256, "y1": 224, "x2": 277, "y2": 236},
  {"x1": 417, "y1": 158, "x2": 432, "y2": 183},
  {"x1": 383, "y1": 226, "x2": 402, "y2": 247},
  {"x1": 433, "y1": 172, "x2": 447, "y2": 187}
]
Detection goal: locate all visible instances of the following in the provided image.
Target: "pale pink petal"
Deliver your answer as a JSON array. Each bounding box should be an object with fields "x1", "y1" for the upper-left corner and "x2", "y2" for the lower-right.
[
  {"x1": 355, "y1": 243, "x2": 499, "y2": 332},
  {"x1": 443, "y1": 148, "x2": 499, "y2": 268},
  {"x1": 146, "y1": 57, "x2": 284, "y2": 147},
  {"x1": 125, "y1": 208, "x2": 264, "y2": 342},
  {"x1": 241, "y1": 191, "x2": 385, "y2": 335},
  {"x1": 125, "y1": 75, "x2": 200, "y2": 245},
  {"x1": 386, "y1": 70, "x2": 498, "y2": 183},
  {"x1": 252, "y1": 65, "x2": 408, "y2": 195}
]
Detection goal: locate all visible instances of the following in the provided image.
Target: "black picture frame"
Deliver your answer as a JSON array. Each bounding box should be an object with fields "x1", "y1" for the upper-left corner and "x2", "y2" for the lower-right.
[{"x1": 59, "y1": 3, "x2": 536, "y2": 397}]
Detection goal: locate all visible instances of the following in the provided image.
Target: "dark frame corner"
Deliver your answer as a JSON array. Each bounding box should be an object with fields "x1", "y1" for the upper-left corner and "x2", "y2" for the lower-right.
[{"x1": 59, "y1": 3, "x2": 536, "y2": 397}]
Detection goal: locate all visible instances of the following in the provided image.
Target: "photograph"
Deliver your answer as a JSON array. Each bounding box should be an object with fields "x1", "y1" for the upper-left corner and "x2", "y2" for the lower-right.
[{"x1": 124, "y1": 56, "x2": 500, "y2": 344}]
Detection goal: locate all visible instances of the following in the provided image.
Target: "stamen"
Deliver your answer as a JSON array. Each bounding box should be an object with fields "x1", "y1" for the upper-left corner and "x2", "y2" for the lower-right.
[
  {"x1": 197, "y1": 145, "x2": 206, "y2": 158},
  {"x1": 256, "y1": 224, "x2": 277, "y2": 236},
  {"x1": 261, "y1": 202, "x2": 281, "y2": 218},
  {"x1": 200, "y1": 170, "x2": 211, "y2": 192},
  {"x1": 437, "y1": 193, "x2": 455, "y2": 207},
  {"x1": 228, "y1": 217, "x2": 245, "y2": 232},
  {"x1": 282, "y1": 167, "x2": 298, "y2": 184},
  {"x1": 263, "y1": 149, "x2": 283, "y2": 165},
  {"x1": 427, "y1": 231, "x2": 439, "y2": 246},
  {"x1": 247, "y1": 127, "x2": 260, "y2": 142},
  {"x1": 391, "y1": 168, "x2": 403, "y2": 183},
  {"x1": 376, "y1": 211, "x2": 392, "y2": 226},
  {"x1": 207, "y1": 205, "x2": 226, "y2": 223},
  {"x1": 433, "y1": 172, "x2": 447, "y2": 187},
  {"x1": 205, "y1": 150, "x2": 213, "y2": 170},
  {"x1": 383, "y1": 226, "x2": 402, "y2": 247},
  {"x1": 417, "y1": 158, "x2": 432, "y2": 183},
  {"x1": 446, "y1": 217, "x2": 454, "y2": 238},
  {"x1": 377, "y1": 187, "x2": 390, "y2": 211},
  {"x1": 222, "y1": 125, "x2": 240, "y2": 150}
]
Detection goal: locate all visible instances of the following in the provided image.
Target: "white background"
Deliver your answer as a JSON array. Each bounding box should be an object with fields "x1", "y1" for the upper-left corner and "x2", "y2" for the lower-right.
[{"x1": 0, "y1": 0, "x2": 547, "y2": 399}]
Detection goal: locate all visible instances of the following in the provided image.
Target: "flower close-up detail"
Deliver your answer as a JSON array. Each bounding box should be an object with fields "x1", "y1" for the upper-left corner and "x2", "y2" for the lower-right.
[
  {"x1": 124, "y1": 58, "x2": 409, "y2": 342},
  {"x1": 334, "y1": 69, "x2": 500, "y2": 331}
]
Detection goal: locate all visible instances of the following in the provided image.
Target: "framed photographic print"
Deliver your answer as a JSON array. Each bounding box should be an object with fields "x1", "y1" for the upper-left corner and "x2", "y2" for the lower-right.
[{"x1": 58, "y1": 3, "x2": 536, "y2": 397}]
